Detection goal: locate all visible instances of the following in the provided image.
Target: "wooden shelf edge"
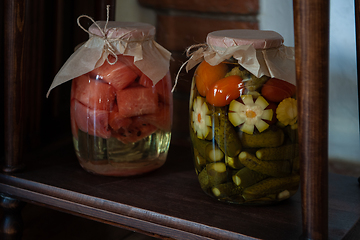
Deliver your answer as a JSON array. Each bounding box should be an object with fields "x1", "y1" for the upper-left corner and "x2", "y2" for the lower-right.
[
  {"x1": 1, "y1": 142, "x2": 359, "y2": 240},
  {"x1": 0, "y1": 176, "x2": 252, "y2": 240}
]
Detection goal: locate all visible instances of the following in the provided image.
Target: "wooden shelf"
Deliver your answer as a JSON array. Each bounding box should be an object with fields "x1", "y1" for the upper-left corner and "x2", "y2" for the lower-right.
[
  {"x1": 1, "y1": 142, "x2": 359, "y2": 239},
  {"x1": 3, "y1": 0, "x2": 360, "y2": 239}
]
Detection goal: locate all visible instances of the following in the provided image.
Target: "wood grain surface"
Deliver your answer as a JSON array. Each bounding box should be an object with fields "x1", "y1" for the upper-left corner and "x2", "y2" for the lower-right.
[
  {"x1": 1, "y1": 142, "x2": 360, "y2": 240},
  {"x1": 294, "y1": 0, "x2": 330, "y2": 239}
]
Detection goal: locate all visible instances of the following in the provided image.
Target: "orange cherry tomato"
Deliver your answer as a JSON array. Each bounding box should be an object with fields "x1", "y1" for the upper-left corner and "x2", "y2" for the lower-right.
[
  {"x1": 261, "y1": 78, "x2": 296, "y2": 102},
  {"x1": 206, "y1": 75, "x2": 244, "y2": 107},
  {"x1": 195, "y1": 61, "x2": 228, "y2": 97}
]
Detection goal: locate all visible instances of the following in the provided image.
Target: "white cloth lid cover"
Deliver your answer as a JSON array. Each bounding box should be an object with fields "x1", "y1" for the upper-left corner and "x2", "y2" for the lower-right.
[
  {"x1": 89, "y1": 21, "x2": 155, "y2": 40},
  {"x1": 207, "y1": 29, "x2": 284, "y2": 49}
]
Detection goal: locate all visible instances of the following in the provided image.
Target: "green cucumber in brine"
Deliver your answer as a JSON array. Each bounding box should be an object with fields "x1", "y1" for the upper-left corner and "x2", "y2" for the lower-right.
[
  {"x1": 193, "y1": 148, "x2": 207, "y2": 173},
  {"x1": 240, "y1": 128, "x2": 284, "y2": 148},
  {"x1": 206, "y1": 162, "x2": 228, "y2": 186},
  {"x1": 78, "y1": 129, "x2": 108, "y2": 164},
  {"x1": 213, "y1": 107, "x2": 242, "y2": 157},
  {"x1": 242, "y1": 174, "x2": 300, "y2": 201},
  {"x1": 211, "y1": 182, "x2": 243, "y2": 198},
  {"x1": 255, "y1": 144, "x2": 299, "y2": 161},
  {"x1": 197, "y1": 162, "x2": 228, "y2": 190},
  {"x1": 232, "y1": 167, "x2": 268, "y2": 188},
  {"x1": 238, "y1": 151, "x2": 291, "y2": 177},
  {"x1": 190, "y1": 129, "x2": 224, "y2": 162},
  {"x1": 225, "y1": 155, "x2": 245, "y2": 169},
  {"x1": 198, "y1": 168, "x2": 210, "y2": 190}
]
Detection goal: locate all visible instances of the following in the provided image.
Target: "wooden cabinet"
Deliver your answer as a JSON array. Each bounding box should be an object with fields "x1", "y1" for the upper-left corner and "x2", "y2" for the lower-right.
[
  {"x1": 1, "y1": 0, "x2": 360, "y2": 239},
  {"x1": 1, "y1": 143, "x2": 360, "y2": 239}
]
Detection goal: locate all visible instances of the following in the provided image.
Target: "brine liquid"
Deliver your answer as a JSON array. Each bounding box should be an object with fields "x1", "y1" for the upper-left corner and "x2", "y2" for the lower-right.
[{"x1": 73, "y1": 129, "x2": 171, "y2": 176}]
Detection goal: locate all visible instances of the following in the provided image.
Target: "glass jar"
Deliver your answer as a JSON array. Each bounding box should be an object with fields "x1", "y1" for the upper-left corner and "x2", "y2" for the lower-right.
[
  {"x1": 48, "y1": 21, "x2": 172, "y2": 176},
  {"x1": 71, "y1": 22, "x2": 172, "y2": 176},
  {"x1": 188, "y1": 30, "x2": 298, "y2": 204}
]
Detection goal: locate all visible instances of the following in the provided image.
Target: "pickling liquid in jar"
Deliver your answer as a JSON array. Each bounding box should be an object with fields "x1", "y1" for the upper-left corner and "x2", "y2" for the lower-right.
[
  {"x1": 70, "y1": 55, "x2": 173, "y2": 176},
  {"x1": 189, "y1": 30, "x2": 299, "y2": 205}
]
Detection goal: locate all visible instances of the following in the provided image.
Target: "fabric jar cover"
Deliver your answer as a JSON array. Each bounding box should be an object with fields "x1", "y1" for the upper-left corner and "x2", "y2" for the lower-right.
[
  {"x1": 184, "y1": 29, "x2": 295, "y2": 86},
  {"x1": 47, "y1": 21, "x2": 171, "y2": 97}
]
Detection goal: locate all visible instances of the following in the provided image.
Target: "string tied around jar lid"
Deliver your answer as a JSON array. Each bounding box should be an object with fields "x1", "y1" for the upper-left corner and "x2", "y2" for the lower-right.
[
  {"x1": 77, "y1": 5, "x2": 133, "y2": 65},
  {"x1": 172, "y1": 43, "x2": 209, "y2": 92}
]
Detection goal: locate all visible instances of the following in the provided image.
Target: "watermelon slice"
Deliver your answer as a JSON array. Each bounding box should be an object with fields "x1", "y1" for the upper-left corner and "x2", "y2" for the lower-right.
[
  {"x1": 114, "y1": 116, "x2": 157, "y2": 144},
  {"x1": 73, "y1": 100, "x2": 111, "y2": 139},
  {"x1": 141, "y1": 103, "x2": 173, "y2": 131},
  {"x1": 139, "y1": 73, "x2": 154, "y2": 88},
  {"x1": 90, "y1": 55, "x2": 138, "y2": 91},
  {"x1": 108, "y1": 104, "x2": 132, "y2": 131},
  {"x1": 118, "y1": 55, "x2": 143, "y2": 76},
  {"x1": 155, "y1": 72, "x2": 172, "y2": 104},
  {"x1": 116, "y1": 86, "x2": 159, "y2": 118},
  {"x1": 73, "y1": 74, "x2": 116, "y2": 111},
  {"x1": 70, "y1": 99, "x2": 79, "y2": 140},
  {"x1": 139, "y1": 72, "x2": 172, "y2": 105},
  {"x1": 70, "y1": 79, "x2": 77, "y2": 100}
]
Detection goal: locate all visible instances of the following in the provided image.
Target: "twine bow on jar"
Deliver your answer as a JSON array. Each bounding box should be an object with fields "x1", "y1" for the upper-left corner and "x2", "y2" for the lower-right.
[
  {"x1": 76, "y1": 5, "x2": 133, "y2": 66},
  {"x1": 172, "y1": 43, "x2": 210, "y2": 92},
  {"x1": 47, "y1": 5, "x2": 171, "y2": 98}
]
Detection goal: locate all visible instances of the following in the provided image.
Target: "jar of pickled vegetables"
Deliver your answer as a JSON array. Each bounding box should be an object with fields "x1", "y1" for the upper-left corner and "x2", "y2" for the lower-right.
[
  {"x1": 47, "y1": 19, "x2": 172, "y2": 176},
  {"x1": 187, "y1": 29, "x2": 298, "y2": 204}
]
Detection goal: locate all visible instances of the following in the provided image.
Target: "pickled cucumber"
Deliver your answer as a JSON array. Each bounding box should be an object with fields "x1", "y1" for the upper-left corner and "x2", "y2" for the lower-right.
[
  {"x1": 198, "y1": 168, "x2": 210, "y2": 190},
  {"x1": 240, "y1": 128, "x2": 284, "y2": 148},
  {"x1": 206, "y1": 162, "x2": 228, "y2": 186},
  {"x1": 238, "y1": 151, "x2": 291, "y2": 177},
  {"x1": 292, "y1": 156, "x2": 300, "y2": 173},
  {"x1": 213, "y1": 107, "x2": 242, "y2": 157},
  {"x1": 242, "y1": 174, "x2": 300, "y2": 201},
  {"x1": 198, "y1": 163, "x2": 229, "y2": 190},
  {"x1": 255, "y1": 144, "x2": 299, "y2": 161},
  {"x1": 224, "y1": 67, "x2": 269, "y2": 91},
  {"x1": 284, "y1": 125, "x2": 298, "y2": 143},
  {"x1": 211, "y1": 182, "x2": 242, "y2": 198},
  {"x1": 194, "y1": 148, "x2": 207, "y2": 173},
  {"x1": 232, "y1": 167, "x2": 268, "y2": 188},
  {"x1": 225, "y1": 66, "x2": 249, "y2": 79},
  {"x1": 190, "y1": 129, "x2": 224, "y2": 162},
  {"x1": 225, "y1": 155, "x2": 245, "y2": 169},
  {"x1": 245, "y1": 75, "x2": 270, "y2": 91},
  {"x1": 78, "y1": 129, "x2": 108, "y2": 164}
]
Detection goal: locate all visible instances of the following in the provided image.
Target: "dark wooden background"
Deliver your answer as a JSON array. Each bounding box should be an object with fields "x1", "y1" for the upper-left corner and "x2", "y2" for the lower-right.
[{"x1": 1, "y1": 0, "x2": 117, "y2": 168}]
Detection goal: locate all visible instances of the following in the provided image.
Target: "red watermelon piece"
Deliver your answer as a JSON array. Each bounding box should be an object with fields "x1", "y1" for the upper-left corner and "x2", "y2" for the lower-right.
[
  {"x1": 116, "y1": 86, "x2": 159, "y2": 118},
  {"x1": 114, "y1": 117, "x2": 157, "y2": 144},
  {"x1": 70, "y1": 79, "x2": 77, "y2": 100},
  {"x1": 141, "y1": 103, "x2": 173, "y2": 131},
  {"x1": 73, "y1": 100, "x2": 111, "y2": 139},
  {"x1": 119, "y1": 55, "x2": 143, "y2": 76},
  {"x1": 70, "y1": 99, "x2": 79, "y2": 140},
  {"x1": 139, "y1": 73, "x2": 154, "y2": 88},
  {"x1": 90, "y1": 55, "x2": 138, "y2": 91},
  {"x1": 108, "y1": 105, "x2": 132, "y2": 131},
  {"x1": 155, "y1": 72, "x2": 172, "y2": 104},
  {"x1": 73, "y1": 74, "x2": 116, "y2": 111}
]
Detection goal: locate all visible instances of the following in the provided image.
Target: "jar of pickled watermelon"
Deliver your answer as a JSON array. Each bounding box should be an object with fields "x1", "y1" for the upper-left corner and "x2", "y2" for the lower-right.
[
  {"x1": 48, "y1": 20, "x2": 172, "y2": 176},
  {"x1": 187, "y1": 29, "x2": 299, "y2": 204}
]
